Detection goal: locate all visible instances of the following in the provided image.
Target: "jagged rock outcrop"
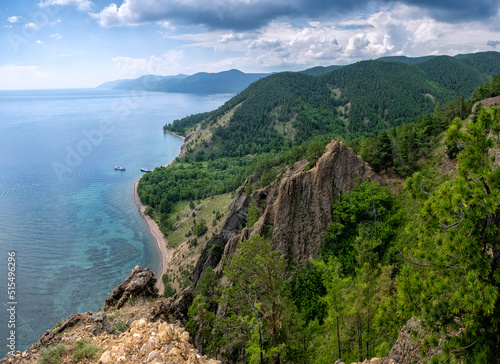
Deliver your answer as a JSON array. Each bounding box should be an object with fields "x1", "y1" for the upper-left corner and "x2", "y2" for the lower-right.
[
  {"x1": 190, "y1": 182, "x2": 251, "y2": 286},
  {"x1": 35, "y1": 312, "x2": 92, "y2": 348},
  {"x1": 104, "y1": 266, "x2": 158, "y2": 310},
  {"x1": 192, "y1": 140, "x2": 375, "y2": 286},
  {"x1": 256, "y1": 140, "x2": 374, "y2": 263},
  {"x1": 3, "y1": 317, "x2": 221, "y2": 364},
  {"x1": 150, "y1": 286, "x2": 195, "y2": 323},
  {"x1": 2, "y1": 271, "x2": 219, "y2": 364}
]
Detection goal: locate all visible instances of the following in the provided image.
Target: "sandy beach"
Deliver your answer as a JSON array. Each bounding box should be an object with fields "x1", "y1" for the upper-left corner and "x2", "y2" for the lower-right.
[
  {"x1": 163, "y1": 129, "x2": 186, "y2": 140},
  {"x1": 134, "y1": 180, "x2": 173, "y2": 293}
]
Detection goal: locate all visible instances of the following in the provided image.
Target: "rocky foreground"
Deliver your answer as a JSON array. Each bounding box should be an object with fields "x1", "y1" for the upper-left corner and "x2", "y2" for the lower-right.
[{"x1": 1, "y1": 266, "x2": 219, "y2": 364}]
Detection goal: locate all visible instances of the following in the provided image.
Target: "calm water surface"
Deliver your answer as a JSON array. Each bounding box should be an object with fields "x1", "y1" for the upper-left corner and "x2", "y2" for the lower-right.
[{"x1": 0, "y1": 88, "x2": 231, "y2": 356}]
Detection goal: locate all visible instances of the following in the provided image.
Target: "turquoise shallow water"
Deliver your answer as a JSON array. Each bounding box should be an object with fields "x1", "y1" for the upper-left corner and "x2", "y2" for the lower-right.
[{"x1": 0, "y1": 88, "x2": 231, "y2": 356}]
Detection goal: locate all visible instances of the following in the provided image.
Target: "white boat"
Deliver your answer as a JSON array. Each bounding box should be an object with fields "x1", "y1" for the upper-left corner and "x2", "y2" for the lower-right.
[{"x1": 114, "y1": 166, "x2": 126, "y2": 171}]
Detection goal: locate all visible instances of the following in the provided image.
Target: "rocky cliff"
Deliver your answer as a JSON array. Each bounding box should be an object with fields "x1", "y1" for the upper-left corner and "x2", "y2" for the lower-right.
[
  {"x1": 252, "y1": 140, "x2": 375, "y2": 264},
  {"x1": 191, "y1": 140, "x2": 374, "y2": 287}
]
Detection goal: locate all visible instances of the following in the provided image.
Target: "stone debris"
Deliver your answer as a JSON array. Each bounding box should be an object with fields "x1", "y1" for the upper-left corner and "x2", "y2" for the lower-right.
[
  {"x1": 95, "y1": 319, "x2": 221, "y2": 364},
  {"x1": 2, "y1": 319, "x2": 221, "y2": 364}
]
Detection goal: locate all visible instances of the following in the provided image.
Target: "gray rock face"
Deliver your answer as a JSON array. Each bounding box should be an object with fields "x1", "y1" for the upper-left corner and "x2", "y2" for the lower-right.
[
  {"x1": 387, "y1": 317, "x2": 443, "y2": 363},
  {"x1": 254, "y1": 140, "x2": 374, "y2": 264},
  {"x1": 104, "y1": 266, "x2": 158, "y2": 310},
  {"x1": 190, "y1": 183, "x2": 251, "y2": 287},
  {"x1": 91, "y1": 311, "x2": 106, "y2": 322},
  {"x1": 149, "y1": 286, "x2": 194, "y2": 323},
  {"x1": 188, "y1": 141, "x2": 377, "y2": 296},
  {"x1": 191, "y1": 140, "x2": 374, "y2": 286}
]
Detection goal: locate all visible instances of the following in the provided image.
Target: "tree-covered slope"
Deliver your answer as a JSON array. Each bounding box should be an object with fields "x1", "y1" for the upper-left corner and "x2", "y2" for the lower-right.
[
  {"x1": 377, "y1": 55, "x2": 437, "y2": 64},
  {"x1": 415, "y1": 55, "x2": 489, "y2": 96},
  {"x1": 455, "y1": 51, "x2": 500, "y2": 75},
  {"x1": 300, "y1": 65, "x2": 343, "y2": 76},
  {"x1": 166, "y1": 54, "x2": 500, "y2": 161},
  {"x1": 319, "y1": 60, "x2": 453, "y2": 133},
  {"x1": 138, "y1": 53, "x2": 500, "y2": 363}
]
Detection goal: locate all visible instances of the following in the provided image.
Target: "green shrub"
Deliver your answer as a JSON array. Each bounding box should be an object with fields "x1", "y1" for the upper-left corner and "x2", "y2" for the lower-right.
[
  {"x1": 38, "y1": 344, "x2": 66, "y2": 364},
  {"x1": 164, "y1": 283, "x2": 176, "y2": 298},
  {"x1": 188, "y1": 237, "x2": 198, "y2": 247},
  {"x1": 115, "y1": 320, "x2": 127, "y2": 332},
  {"x1": 72, "y1": 340, "x2": 100, "y2": 360},
  {"x1": 194, "y1": 219, "x2": 208, "y2": 237}
]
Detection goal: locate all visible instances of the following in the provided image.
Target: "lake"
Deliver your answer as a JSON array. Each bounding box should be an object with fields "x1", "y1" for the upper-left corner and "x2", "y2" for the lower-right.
[{"x1": 0, "y1": 88, "x2": 231, "y2": 357}]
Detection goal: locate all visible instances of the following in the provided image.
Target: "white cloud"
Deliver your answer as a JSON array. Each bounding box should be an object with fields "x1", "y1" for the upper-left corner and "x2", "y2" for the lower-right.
[
  {"x1": 50, "y1": 33, "x2": 63, "y2": 40},
  {"x1": 159, "y1": 3, "x2": 500, "y2": 72},
  {"x1": 25, "y1": 23, "x2": 39, "y2": 30},
  {"x1": 7, "y1": 16, "x2": 22, "y2": 23},
  {"x1": 36, "y1": 40, "x2": 43, "y2": 45},
  {"x1": 112, "y1": 50, "x2": 186, "y2": 76},
  {"x1": 39, "y1": 0, "x2": 94, "y2": 12},
  {"x1": 91, "y1": 2, "x2": 137, "y2": 27}
]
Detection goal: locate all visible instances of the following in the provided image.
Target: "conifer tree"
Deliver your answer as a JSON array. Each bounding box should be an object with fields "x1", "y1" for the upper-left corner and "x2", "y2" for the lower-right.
[
  {"x1": 223, "y1": 236, "x2": 301, "y2": 364},
  {"x1": 403, "y1": 105, "x2": 500, "y2": 362}
]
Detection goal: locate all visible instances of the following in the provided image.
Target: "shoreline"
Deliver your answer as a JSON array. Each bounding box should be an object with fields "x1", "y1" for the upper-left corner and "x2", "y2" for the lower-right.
[
  {"x1": 134, "y1": 180, "x2": 173, "y2": 293},
  {"x1": 163, "y1": 129, "x2": 186, "y2": 141}
]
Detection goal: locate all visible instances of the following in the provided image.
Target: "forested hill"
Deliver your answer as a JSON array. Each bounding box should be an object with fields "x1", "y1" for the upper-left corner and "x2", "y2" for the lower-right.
[{"x1": 165, "y1": 51, "x2": 500, "y2": 152}]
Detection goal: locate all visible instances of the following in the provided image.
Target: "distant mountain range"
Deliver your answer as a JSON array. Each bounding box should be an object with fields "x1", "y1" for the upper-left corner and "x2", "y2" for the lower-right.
[
  {"x1": 97, "y1": 69, "x2": 271, "y2": 94},
  {"x1": 98, "y1": 52, "x2": 500, "y2": 97}
]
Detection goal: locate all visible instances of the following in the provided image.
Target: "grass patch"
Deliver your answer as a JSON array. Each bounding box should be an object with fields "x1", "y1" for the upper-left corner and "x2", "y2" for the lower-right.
[
  {"x1": 166, "y1": 193, "x2": 233, "y2": 248},
  {"x1": 38, "y1": 344, "x2": 66, "y2": 364},
  {"x1": 72, "y1": 340, "x2": 100, "y2": 360},
  {"x1": 115, "y1": 320, "x2": 127, "y2": 333}
]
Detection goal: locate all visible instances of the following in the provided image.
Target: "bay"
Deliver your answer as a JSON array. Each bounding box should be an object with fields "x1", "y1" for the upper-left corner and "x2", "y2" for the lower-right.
[{"x1": 0, "y1": 88, "x2": 231, "y2": 357}]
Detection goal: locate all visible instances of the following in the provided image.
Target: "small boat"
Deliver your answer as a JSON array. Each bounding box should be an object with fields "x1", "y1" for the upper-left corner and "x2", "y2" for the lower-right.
[
  {"x1": 140, "y1": 168, "x2": 152, "y2": 173},
  {"x1": 114, "y1": 166, "x2": 126, "y2": 171}
]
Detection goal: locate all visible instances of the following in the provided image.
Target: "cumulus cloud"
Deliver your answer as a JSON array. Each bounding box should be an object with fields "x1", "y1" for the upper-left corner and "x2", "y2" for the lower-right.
[
  {"x1": 90, "y1": 0, "x2": 500, "y2": 30},
  {"x1": 50, "y1": 33, "x2": 63, "y2": 39},
  {"x1": 39, "y1": 0, "x2": 94, "y2": 12},
  {"x1": 7, "y1": 16, "x2": 22, "y2": 23},
  {"x1": 161, "y1": 3, "x2": 500, "y2": 71}
]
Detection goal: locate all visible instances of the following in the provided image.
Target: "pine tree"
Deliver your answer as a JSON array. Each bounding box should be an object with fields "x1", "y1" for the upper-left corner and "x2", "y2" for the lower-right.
[
  {"x1": 223, "y1": 236, "x2": 301, "y2": 364},
  {"x1": 403, "y1": 105, "x2": 500, "y2": 362}
]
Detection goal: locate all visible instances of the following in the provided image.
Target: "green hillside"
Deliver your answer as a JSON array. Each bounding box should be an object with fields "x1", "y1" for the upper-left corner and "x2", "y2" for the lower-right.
[
  {"x1": 300, "y1": 65, "x2": 343, "y2": 76},
  {"x1": 166, "y1": 56, "x2": 489, "y2": 149},
  {"x1": 415, "y1": 55, "x2": 489, "y2": 96},
  {"x1": 455, "y1": 51, "x2": 500, "y2": 75},
  {"x1": 377, "y1": 55, "x2": 437, "y2": 64}
]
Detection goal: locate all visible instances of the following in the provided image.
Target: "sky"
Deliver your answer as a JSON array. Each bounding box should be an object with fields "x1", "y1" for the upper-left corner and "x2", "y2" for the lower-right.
[{"x1": 1, "y1": 0, "x2": 500, "y2": 89}]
